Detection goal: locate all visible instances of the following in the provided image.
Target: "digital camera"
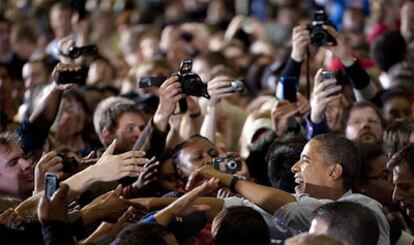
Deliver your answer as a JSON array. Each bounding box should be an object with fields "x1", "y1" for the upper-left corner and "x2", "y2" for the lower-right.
[
  {"x1": 307, "y1": 10, "x2": 336, "y2": 47},
  {"x1": 138, "y1": 59, "x2": 210, "y2": 99},
  {"x1": 212, "y1": 156, "x2": 241, "y2": 174}
]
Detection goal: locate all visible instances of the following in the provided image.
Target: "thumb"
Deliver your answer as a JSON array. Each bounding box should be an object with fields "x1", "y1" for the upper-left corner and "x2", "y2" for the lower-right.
[
  {"x1": 114, "y1": 184, "x2": 123, "y2": 197},
  {"x1": 103, "y1": 139, "x2": 117, "y2": 156}
]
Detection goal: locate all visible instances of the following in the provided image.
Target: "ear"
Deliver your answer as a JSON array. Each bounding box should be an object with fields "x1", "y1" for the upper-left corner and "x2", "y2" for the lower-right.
[
  {"x1": 101, "y1": 127, "x2": 114, "y2": 147},
  {"x1": 329, "y1": 163, "x2": 343, "y2": 182}
]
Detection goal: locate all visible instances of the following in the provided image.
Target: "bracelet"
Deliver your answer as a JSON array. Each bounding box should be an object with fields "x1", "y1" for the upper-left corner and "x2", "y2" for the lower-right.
[
  {"x1": 230, "y1": 175, "x2": 245, "y2": 193},
  {"x1": 189, "y1": 111, "x2": 201, "y2": 118}
]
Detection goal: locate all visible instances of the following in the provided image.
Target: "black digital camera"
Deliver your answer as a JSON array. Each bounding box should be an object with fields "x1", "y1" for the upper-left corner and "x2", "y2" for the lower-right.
[
  {"x1": 58, "y1": 153, "x2": 79, "y2": 173},
  {"x1": 138, "y1": 59, "x2": 210, "y2": 99},
  {"x1": 66, "y1": 45, "x2": 98, "y2": 59},
  {"x1": 54, "y1": 68, "x2": 88, "y2": 85},
  {"x1": 307, "y1": 10, "x2": 337, "y2": 47}
]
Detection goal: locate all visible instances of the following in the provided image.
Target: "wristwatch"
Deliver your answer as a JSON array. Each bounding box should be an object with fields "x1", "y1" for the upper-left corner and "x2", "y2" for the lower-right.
[{"x1": 230, "y1": 175, "x2": 246, "y2": 193}]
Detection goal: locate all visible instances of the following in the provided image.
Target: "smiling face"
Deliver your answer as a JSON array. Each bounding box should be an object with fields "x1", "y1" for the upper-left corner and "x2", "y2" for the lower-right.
[
  {"x1": 392, "y1": 164, "x2": 414, "y2": 220},
  {"x1": 291, "y1": 140, "x2": 333, "y2": 196},
  {"x1": 0, "y1": 140, "x2": 34, "y2": 199},
  {"x1": 345, "y1": 107, "x2": 383, "y2": 144}
]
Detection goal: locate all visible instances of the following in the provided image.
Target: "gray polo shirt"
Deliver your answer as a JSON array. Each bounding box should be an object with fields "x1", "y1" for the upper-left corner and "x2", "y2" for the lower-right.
[{"x1": 224, "y1": 190, "x2": 390, "y2": 245}]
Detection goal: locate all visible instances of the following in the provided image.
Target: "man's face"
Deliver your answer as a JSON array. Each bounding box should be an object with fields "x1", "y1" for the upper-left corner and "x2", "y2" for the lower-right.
[
  {"x1": 177, "y1": 137, "x2": 218, "y2": 179},
  {"x1": 291, "y1": 140, "x2": 332, "y2": 196},
  {"x1": 345, "y1": 107, "x2": 383, "y2": 144},
  {"x1": 392, "y1": 164, "x2": 414, "y2": 220},
  {"x1": 114, "y1": 112, "x2": 145, "y2": 153},
  {"x1": 22, "y1": 62, "x2": 48, "y2": 89},
  {"x1": 0, "y1": 141, "x2": 34, "y2": 198}
]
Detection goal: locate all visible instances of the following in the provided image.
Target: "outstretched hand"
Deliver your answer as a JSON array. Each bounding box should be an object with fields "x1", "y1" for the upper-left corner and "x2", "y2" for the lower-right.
[{"x1": 90, "y1": 139, "x2": 147, "y2": 182}]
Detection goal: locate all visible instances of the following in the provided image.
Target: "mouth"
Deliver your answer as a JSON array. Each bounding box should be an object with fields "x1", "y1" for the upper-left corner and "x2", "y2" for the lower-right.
[{"x1": 22, "y1": 171, "x2": 34, "y2": 182}]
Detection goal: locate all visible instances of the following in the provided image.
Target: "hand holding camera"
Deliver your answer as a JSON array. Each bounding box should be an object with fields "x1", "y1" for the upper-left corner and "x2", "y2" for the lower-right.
[
  {"x1": 310, "y1": 69, "x2": 342, "y2": 123},
  {"x1": 52, "y1": 62, "x2": 85, "y2": 87},
  {"x1": 34, "y1": 151, "x2": 64, "y2": 194}
]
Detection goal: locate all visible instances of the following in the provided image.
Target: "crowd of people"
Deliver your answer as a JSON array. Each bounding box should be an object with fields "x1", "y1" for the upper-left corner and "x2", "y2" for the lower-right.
[{"x1": 1, "y1": 0, "x2": 414, "y2": 244}]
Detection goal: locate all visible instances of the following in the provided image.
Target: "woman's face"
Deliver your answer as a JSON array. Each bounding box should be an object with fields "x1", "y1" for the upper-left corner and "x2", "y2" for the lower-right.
[
  {"x1": 55, "y1": 98, "x2": 85, "y2": 136},
  {"x1": 158, "y1": 158, "x2": 184, "y2": 192},
  {"x1": 176, "y1": 137, "x2": 218, "y2": 179}
]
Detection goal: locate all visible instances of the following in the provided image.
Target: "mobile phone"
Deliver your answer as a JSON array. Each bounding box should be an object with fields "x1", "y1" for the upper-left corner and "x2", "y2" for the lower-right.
[
  {"x1": 321, "y1": 70, "x2": 339, "y2": 97},
  {"x1": 44, "y1": 172, "x2": 59, "y2": 198},
  {"x1": 276, "y1": 76, "x2": 298, "y2": 102}
]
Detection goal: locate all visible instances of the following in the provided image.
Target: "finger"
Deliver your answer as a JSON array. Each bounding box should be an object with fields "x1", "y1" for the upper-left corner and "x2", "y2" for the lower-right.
[
  {"x1": 319, "y1": 84, "x2": 342, "y2": 98},
  {"x1": 39, "y1": 151, "x2": 59, "y2": 163},
  {"x1": 322, "y1": 25, "x2": 340, "y2": 40},
  {"x1": 120, "y1": 151, "x2": 146, "y2": 159},
  {"x1": 208, "y1": 80, "x2": 232, "y2": 90},
  {"x1": 185, "y1": 169, "x2": 203, "y2": 191},
  {"x1": 144, "y1": 177, "x2": 158, "y2": 186},
  {"x1": 122, "y1": 157, "x2": 150, "y2": 167},
  {"x1": 56, "y1": 171, "x2": 65, "y2": 179},
  {"x1": 212, "y1": 86, "x2": 235, "y2": 95},
  {"x1": 121, "y1": 165, "x2": 144, "y2": 174},
  {"x1": 313, "y1": 68, "x2": 324, "y2": 87},
  {"x1": 114, "y1": 184, "x2": 123, "y2": 197},
  {"x1": 84, "y1": 151, "x2": 95, "y2": 160},
  {"x1": 160, "y1": 75, "x2": 179, "y2": 88},
  {"x1": 48, "y1": 162, "x2": 63, "y2": 173},
  {"x1": 52, "y1": 183, "x2": 69, "y2": 202},
  {"x1": 103, "y1": 139, "x2": 117, "y2": 156},
  {"x1": 144, "y1": 169, "x2": 158, "y2": 181}
]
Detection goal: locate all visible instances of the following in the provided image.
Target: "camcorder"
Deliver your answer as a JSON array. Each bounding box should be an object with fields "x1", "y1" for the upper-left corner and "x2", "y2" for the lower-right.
[
  {"x1": 307, "y1": 9, "x2": 337, "y2": 47},
  {"x1": 138, "y1": 59, "x2": 210, "y2": 113},
  {"x1": 212, "y1": 156, "x2": 241, "y2": 174}
]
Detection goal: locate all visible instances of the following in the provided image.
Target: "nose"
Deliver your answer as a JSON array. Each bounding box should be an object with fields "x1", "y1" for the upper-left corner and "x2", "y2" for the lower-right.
[
  {"x1": 392, "y1": 187, "x2": 404, "y2": 203},
  {"x1": 19, "y1": 158, "x2": 32, "y2": 171},
  {"x1": 291, "y1": 160, "x2": 301, "y2": 173}
]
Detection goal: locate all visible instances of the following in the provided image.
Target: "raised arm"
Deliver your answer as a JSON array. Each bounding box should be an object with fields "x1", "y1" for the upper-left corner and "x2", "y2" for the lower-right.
[{"x1": 187, "y1": 166, "x2": 295, "y2": 214}]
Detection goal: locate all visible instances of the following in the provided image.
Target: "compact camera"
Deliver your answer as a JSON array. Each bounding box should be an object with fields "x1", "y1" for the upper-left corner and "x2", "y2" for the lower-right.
[
  {"x1": 307, "y1": 10, "x2": 336, "y2": 47},
  {"x1": 212, "y1": 156, "x2": 241, "y2": 174}
]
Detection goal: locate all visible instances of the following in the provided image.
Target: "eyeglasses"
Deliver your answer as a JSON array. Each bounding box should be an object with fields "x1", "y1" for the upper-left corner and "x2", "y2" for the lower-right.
[
  {"x1": 366, "y1": 175, "x2": 390, "y2": 181},
  {"x1": 347, "y1": 117, "x2": 381, "y2": 126}
]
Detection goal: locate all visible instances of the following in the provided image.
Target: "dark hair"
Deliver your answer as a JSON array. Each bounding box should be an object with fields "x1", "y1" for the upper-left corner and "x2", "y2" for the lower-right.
[
  {"x1": 371, "y1": 30, "x2": 407, "y2": 72},
  {"x1": 266, "y1": 142, "x2": 305, "y2": 192},
  {"x1": 213, "y1": 206, "x2": 270, "y2": 245},
  {"x1": 387, "y1": 144, "x2": 414, "y2": 173},
  {"x1": 114, "y1": 223, "x2": 173, "y2": 245},
  {"x1": 341, "y1": 101, "x2": 385, "y2": 130},
  {"x1": 313, "y1": 134, "x2": 361, "y2": 189},
  {"x1": 355, "y1": 143, "x2": 385, "y2": 179},
  {"x1": 380, "y1": 89, "x2": 410, "y2": 107},
  {"x1": 99, "y1": 103, "x2": 144, "y2": 133},
  {"x1": 383, "y1": 120, "x2": 414, "y2": 157},
  {"x1": 313, "y1": 201, "x2": 380, "y2": 245}
]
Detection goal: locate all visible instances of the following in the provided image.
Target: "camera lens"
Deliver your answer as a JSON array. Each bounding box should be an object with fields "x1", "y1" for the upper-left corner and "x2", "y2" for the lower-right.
[
  {"x1": 226, "y1": 160, "x2": 238, "y2": 170},
  {"x1": 311, "y1": 28, "x2": 328, "y2": 46}
]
